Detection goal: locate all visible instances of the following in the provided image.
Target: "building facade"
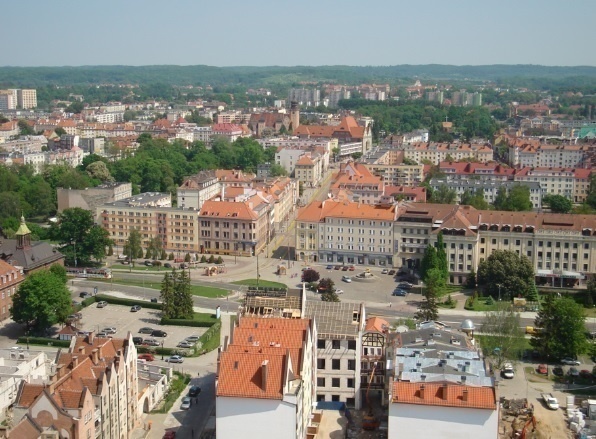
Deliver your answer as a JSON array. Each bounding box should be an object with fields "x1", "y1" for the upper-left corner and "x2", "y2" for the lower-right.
[{"x1": 0, "y1": 260, "x2": 24, "y2": 322}]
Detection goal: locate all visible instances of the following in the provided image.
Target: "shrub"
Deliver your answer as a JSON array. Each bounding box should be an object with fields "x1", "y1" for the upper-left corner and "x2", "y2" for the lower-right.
[
  {"x1": 93, "y1": 294, "x2": 162, "y2": 310},
  {"x1": 197, "y1": 321, "x2": 221, "y2": 354},
  {"x1": 160, "y1": 317, "x2": 216, "y2": 327},
  {"x1": 160, "y1": 249, "x2": 167, "y2": 260},
  {"x1": 168, "y1": 253, "x2": 174, "y2": 260},
  {"x1": 200, "y1": 255, "x2": 207, "y2": 263},
  {"x1": 152, "y1": 261, "x2": 162, "y2": 267},
  {"x1": 445, "y1": 295, "x2": 455, "y2": 306},
  {"x1": 216, "y1": 256, "x2": 223, "y2": 265},
  {"x1": 17, "y1": 336, "x2": 71, "y2": 347},
  {"x1": 184, "y1": 253, "x2": 191, "y2": 262},
  {"x1": 81, "y1": 296, "x2": 96, "y2": 308},
  {"x1": 485, "y1": 296, "x2": 495, "y2": 305},
  {"x1": 208, "y1": 255, "x2": 215, "y2": 264},
  {"x1": 152, "y1": 372, "x2": 191, "y2": 414}
]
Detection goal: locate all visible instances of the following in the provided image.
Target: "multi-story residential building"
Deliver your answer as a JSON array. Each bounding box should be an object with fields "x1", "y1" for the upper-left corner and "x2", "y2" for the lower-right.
[
  {"x1": 398, "y1": 142, "x2": 493, "y2": 165},
  {"x1": 252, "y1": 177, "x2": 298, "y2": 232},
  {"x1": 0, "y1": 90, "x2": 16, "y2": 111},
  {"x1": 12, "y1": 332, "x2": 139, "y2": 439},
  {"x1": 362, "y1": 149, "x2": 424, "y2": 187},
  {"x1": 508, "y1": 141, "x2": 592, "y2": 168},
  {"x1": 16, "y1": 89, "x2": 37, "y2": 109},
  {"x1": 330, "y1": 162, "x2": 385, "y2": 204},
  {"x1": 294, "y1": 116, "x2": 373, "y2": 155},
  {"x1": 0, "y1": 260, "x2": 24, "y2": 322},
  {"x1": 212, "y1": 123, "x2": 247, "y2": 142},
  {"x1": 361, "y1": 317, "x2": 389, "y2": 405},
  {"x1": 305, "y1": 301, "x2": 365, "y2": 409},
  {"x1": 0, "y1": 135, "x2": 47, "y2": 153},
  {"x1": 259, "y1": 137, "x2": 336, "y2": 156},
  {"x1": 177, "y1": 170, "x2": 221, "y2": 210},
  {"x1": 79, "y1": 137, "x2": 105, "y2": 154},
  {"x1": 248, "y1": 112, "x2": 291, "y2": 137},
  {"x1": 294, "y1": 152, "x2": 326, "y2": 188},
  {"x1": 429, "y1": 179, "x2": 543, "y2": 209},
  {"x1": 198, "y1": 194, "x2": 272, "y2": 256},
  {"x1": 193, "y1": 125, "x2": 213, "y2": 144},
  {"x1": 274, "y1": 144, "x2": 331, "y2": 176},
  {"x1": 326, "y1": 88, "x2": 351, "y2": 108},
  {"x1": 288, "y1": 88, "x2": 320, "y2": 107},
  {"x1": 295, "y1": 200, "x2": 397, "y2": 265},
  {"x1": 216, "y1": 317, "x2": 315, "y2": 439},
  {"x1": 0, "y1": 120, "x2": 19, "y2": 141}
]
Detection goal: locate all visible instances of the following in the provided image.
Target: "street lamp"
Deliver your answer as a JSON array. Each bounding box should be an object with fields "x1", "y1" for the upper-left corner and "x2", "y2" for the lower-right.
[
  {"x1": 71, "y1": 239, "x2": 77, "y2": 268},
  {"x1": 497, "y1": 284, "x2": 502, "y2": 302},
  {"x1": 161, "y1": 340, "x2": 164, "y2": 360}
]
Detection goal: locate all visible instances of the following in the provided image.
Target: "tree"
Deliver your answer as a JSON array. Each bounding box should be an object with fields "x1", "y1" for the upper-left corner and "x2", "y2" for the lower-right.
[
  {"x1": 49, "y1": 264, "x2": 67, "y2": 284},
  {"x1": 543, "y1": 194, "x2": 573, "y2": 213},
  {"x1": 10, "y1": 270, "x2": 72, "y2": 332},
  {"x1": 480, "y1": 303, "x2": 526, "y2": 368},
  {"x1": 430, "y1": 184, "x2": 457, "y2": 204},
  {"x1": 317, "y1": 278, "x2": 335, "y2": 293},
  {"x1": 531, "y1": 296, "x2": 588, "y2": 360},
  {"x1": 124, "y1": 229, "x2": 143, "y2": 267},
  {"x1": 160, "y1": 270, "x2": 175, "y2": 318},
  {"x1": 477, "y1": 250, "x2": 535, "y2": 300},
  {"x1": 321, "y1": 290, "x2": 340, "y2": 302},
  {"x1": 420, "y1": 244, "x2": 438, "y2": 281},
  {"x1": 82, "y1": 225, "x2": 112, "y2": 263},
  {"x1": 466, "y1": 268, "x2": 477, "y2": 288},
  {"x1": 302, "y1": 269, "x2": 320, "y2": 283},
  {"x1": 493, "y1": 187, "x2": 508, "y2": 211},
  {"x1": 86, "y1": 161, "x2": 113, "y2": 182},
  {"x1": 415, "y1": 268, "x2": 443, "y2": 322},
  {"x1": 145, "y1": 237, "x2": 162, "y2": 260},
  {"x1": 435, "y1": 232, "x2": 449, "y2": 281},
  {"x1": 172, "y1": 269, "x2": 194, "y2": 319},
  {"x1": 269, "y1": 164, "x2": 288, "y2": 177},
  {"x1": 184, "y1": 253, "x2": 191, "y2": 263},
  {"x1": 18, "y1": 120, "x2": 34, "y2": 135},
  {"x1": 587, "y1": 278, "x2": 596, "y2": 307},
  {"x1": 460, "y1": 189, "x2": 489, "y2": 210},
  {"x1": 494, "y1": 185, "x2": 533, "y2": 211},
  {"x1": 54, "y1": 127, "x2": 67, "y2": 137}
]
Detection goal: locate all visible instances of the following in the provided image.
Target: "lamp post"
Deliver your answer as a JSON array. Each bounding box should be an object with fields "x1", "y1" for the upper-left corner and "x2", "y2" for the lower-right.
[
  {"x1": 497, "y1": 283, "x2": 502, "y2": 302},
  {"x1": 71, "y1": 239, "x2": 77, "y2": 268},
  {"x1": 161, "y1": 340, "x2": 164, "y2": 360},
  {"x1": 256, "y1": 248, "x2": 260, "y2": 287}
]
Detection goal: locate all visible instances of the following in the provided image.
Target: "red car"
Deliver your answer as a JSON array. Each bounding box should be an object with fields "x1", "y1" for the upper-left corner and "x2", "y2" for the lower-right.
[
  {"x1": 163, "y1": 432, "x2": 176, "y2": 439},
  {"x1": 348, "y1": 266, "x2": 355, "y2": 271},
  {"x1": 138, "y1": 354, "x2": 155, "y2": 362},
  {"x1": 342, "y1": 266, "x2": 349, "y2": 271},
  {"x1": 537, "y1": 364, "x2": 548, "y2": 375}
]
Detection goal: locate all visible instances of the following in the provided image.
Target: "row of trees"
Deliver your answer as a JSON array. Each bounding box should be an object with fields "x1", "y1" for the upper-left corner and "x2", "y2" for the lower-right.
[
  {"x1": 415, "y1": 232, "x2": 449, "y2": 321},
  {"x1": 428, "y1": 184, "x2": 534, "y2": 212}
]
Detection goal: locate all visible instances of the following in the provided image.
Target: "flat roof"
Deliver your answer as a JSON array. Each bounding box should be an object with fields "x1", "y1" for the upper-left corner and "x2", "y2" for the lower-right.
[{"x1": 305, "y1": 300, "x2": 361, "y2": 339}]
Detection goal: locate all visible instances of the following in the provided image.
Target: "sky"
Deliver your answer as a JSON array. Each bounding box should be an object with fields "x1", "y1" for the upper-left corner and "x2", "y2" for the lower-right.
[{"x1": 2, "y1": 0, "x2": 596, "y2": 67}]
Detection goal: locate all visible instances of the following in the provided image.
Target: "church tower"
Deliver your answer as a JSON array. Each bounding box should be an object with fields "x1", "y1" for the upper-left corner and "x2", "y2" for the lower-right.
[
  {"x1": 290, "y1": 101, "x2": 300, "y2": 132},
  {"x1": 15, "y1": 215, "x2": 32, "y2": 249}
]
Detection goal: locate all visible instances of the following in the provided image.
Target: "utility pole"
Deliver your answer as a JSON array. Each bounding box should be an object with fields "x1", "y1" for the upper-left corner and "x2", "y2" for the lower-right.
[{"x1": 256, "y1": 249, "x2": 260, "y2": 287}]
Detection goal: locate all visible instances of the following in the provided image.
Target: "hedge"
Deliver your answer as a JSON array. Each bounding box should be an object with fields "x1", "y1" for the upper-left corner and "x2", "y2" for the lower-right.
[
  {"x1": 152, "y1": 372, "x2": 191, "y2": 414},
  {"x1": 160, "y1": 317, "x2": 215, "y2": 327},
  {"x1": 17, "y1": 336, "x2": 71, "y2": 348},
  {"x1": 197, "y1": 321, "x2": 221, "y2": 354}
]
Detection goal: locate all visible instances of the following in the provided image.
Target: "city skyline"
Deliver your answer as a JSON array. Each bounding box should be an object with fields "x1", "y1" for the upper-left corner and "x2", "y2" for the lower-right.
[{"x1": 3, "y1": 0, "x2": 596, "y2": 67}]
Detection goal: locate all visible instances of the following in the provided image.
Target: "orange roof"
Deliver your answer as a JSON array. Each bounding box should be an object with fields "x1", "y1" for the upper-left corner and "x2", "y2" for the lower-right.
[
  {"x1": 238, "y1": 317, "x2": 310, "y2": 331},
  {"x1": 199, "y1": 200, "x2": 258, "y2": 221},
  {"x1": 392, "y1": 382, "x2": 496, "y2": 410},
  {"x1": 296, "y1": 155, "x2": 315, "y2": 166},
  {"x1": 16, "y1": 384, "x2": 45, "y2": 407},
  {"x1": 365, "y1": 317, "x2": 389, "y2": 333},
  {"x1": 297, "y1": 200, "x2": 396, "y2": 222},
  {"x1": 217, "y1": 352, "x2": 286, "y2": 400}
]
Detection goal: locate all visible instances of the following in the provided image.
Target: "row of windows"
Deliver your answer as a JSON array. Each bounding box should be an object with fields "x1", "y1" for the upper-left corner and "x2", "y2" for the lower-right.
[
  {"x1": 317, "y1": 339, "x2": 357, "y2": 350},
  {"x1": 317, "y1": 377, "x2": 355, "y2": 388},
  {"x1": 317, "y1": 358, "x2": 356, "y2": 370}
]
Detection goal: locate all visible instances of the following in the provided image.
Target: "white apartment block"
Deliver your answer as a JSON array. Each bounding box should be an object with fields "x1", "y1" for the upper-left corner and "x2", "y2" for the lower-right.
[
  {"x1": 399, "y1": 142, "x2": 493, "y2": 165},
  {"x1": 178, "y1": 170, "x2": 221, "y2": 210},
  {"x1": 305, "y1": 301, "x2": 365, "y2": 409},
  {"x1": 0, "y1": 91, "x2": 16, "y2": 111},
  {"x1": 508, "y1": 143, "x2": 591, "y2": 168},
  {"x1": 193, "y1": 126, "x2": 213, "y2": 144},
  {"x1": 16, "y1": 89, "x2": 37, "y2": 109}
]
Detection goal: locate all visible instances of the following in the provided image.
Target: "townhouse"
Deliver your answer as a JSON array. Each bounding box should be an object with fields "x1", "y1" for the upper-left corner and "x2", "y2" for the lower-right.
[
  {"x1": 330, "y1": 162, "x2": 385, "y2": 204},
  {"x1": 294, "y1": 152, "x2": 326, "y2": 188},
  {"x1": 11, "y1": 332, "x2": 139, "y2": 439},
  {"x1": 296, "y1": 200, "x2": 596, "y2": 285},
  {"x1": 274, "y1": 145, "x2": 330, "y2": 178},
  {"x1": 216, "y1": 317, "x2": 315, "y2": 439},
  {"x1": 0, "y1": 260, "x2": 25, "y2": 322},
  {"x1": 507, "y1": 141, "x2": 592, "y2": 168}
]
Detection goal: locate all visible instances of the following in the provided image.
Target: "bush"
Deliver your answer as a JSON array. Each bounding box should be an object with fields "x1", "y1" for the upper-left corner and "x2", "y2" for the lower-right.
[
  {"x1": 208, "y1": 255, "x2": 215, "y2": 264},
  {"x1": 152, "y1": 260, "x2": 162, "y2": 267},
  {"x1": 216, "y1": 256, "x2": 223, "y2": 265},
  {"x1": 160, "y1": 249, "x2": 167, "y2": 260},
  {"x1": 168, "y1": 253, "x2": 174, "y2": 260},
  {"x1": 81, "y1": 296, "x2": 96, "y2": 308},
  {"x1": 197, "y1": 321, "x2": 221, "y2": 354},
  {"x1": 160, "y1": 316, "x2": 217, "y2": 327},
  {"x1": 152, "y1": 372, "x2": 192, "y2": 414},
  {"x1": 92, "y1": 294, "x2": 162, "y2": 310},
  {"x1": 464, "y1": 297, "x2": 475, "y2": 310},
  {"x1": 485, "y1": 296, "x2": 495, "y2": 305},
  {"x1": 17, "y1": 336, "x2": 71, "y2": 347},
  {"x1": 200, "y1": 255, "x2": 207, "y2": 263},
  {"x1": 445, "y1": 295, "x2": 455, "y2": 306},
  {"x1": 185, "y1": 253, "x2": 191, "y2": 262}
]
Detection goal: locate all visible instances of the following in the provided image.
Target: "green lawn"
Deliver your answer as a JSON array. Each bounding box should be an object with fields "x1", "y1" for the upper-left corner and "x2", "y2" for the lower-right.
[
  {"x1": 94, "y1": 277, "x2": 228, "y2": 298},
  {"x1": 232, "y1": 279, "x2": 287, "y2": 289}
]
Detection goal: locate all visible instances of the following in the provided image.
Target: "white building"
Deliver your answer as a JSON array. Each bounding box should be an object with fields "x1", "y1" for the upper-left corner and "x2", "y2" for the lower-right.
[
  {"x1": 216, "y1": 317, "x2": 315, "y2": 439},
  {"x1": 177, "y1": 170, "x2": 221, "y2": 210},
  {"x1": 389, "y1": 382, "x2": 498, "y2": 439}
]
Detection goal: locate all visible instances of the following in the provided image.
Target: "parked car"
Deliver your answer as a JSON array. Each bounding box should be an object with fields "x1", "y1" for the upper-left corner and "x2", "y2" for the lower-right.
[
  {"x1": 177, "y1": 341, "x2": 194, "y2": 349},
  {"x1": 326, "y1": 265, "x2": 333, "y2": 270},
  {"x1": 398, "y1": 282, "x2": 413, "y2": 289},
  {"x1": 167, "y1": 355, "x2": 184, "y2": 363},
  {"x1": 381, "y1": 268, "x2": 389, "y2": 274},
  {"x1": 79, "y1": 292, "x2": 91, "y2": 298},
  {"x1": 561, "y1": 357, "x2": 581, "y2": 366},
  {"x1": 569, "y1": 367, "x2": 580, "y2": 377},
  {"x1": 72, "y1": 300, "x2": 81, "y2": 306},
  {"x1": 180, "y1": 397, "x2": 192, "y2": 410},
  {"x1": 164, "y1": 263, "x2": 172, "y2": 268},
  {"x1": 102, "y1": 327, "x2": 117, "y2": 334},
  {"x1": 580, "y1": 369, "x2": 593, "y2": 379},
  {"x1": 334, "y1": 265, "x2": 341, "y2": 270},
  {"x1": 348, "y1": 266, "x2": 355, "y2": 271},
  {"x1": 132, "y1": 337, "x2": 143, "y2": 345},
  {"x1": 502, "y1": 363, "x2": 515, "y2": 379},
  {"x1": 139, "y1": 327, "x2": 154, "y2": 334},
  {"x1": 138, "y1": 353, "x2": 155, "y2": 362},
  {"x1": 392, "y1": 289, "x2": 407, "y2": 296},
  {"x1": 341, "y1": 276, "x2": 352, "y2": 283},
  {"x1": 185, "y1": 336, "x2": 200, "y2": 343},
  {"x1": 552, "y1": 366, "x2": 564, "y2": 376},
  {"x1": 163, "y1": 432, "x2": 176, "y2": 439},
  {"x1": 301, "y1": 266, "x2": 311, "y2": 272},
  {"x1": 143, "y1": 338, "x2": 160, "y2": 347},
  {"x1": 144, "y1": 260, "x2": 153, "y2": 266},
  {"x1": 188, "y1": 385, "x2": 201, "y2": 397},
  {"x1": 150, "y1": 298, "x2": 158, "y2": 303},
  {"x1": 537, "y1": 364, "x2": 548, "y2": 375},
  {"x1": 341, "y1": 266, "x2": 349, "y2": 271},
  {"x1": 67, "y1": 314, "x2": 81, "y2": 321},
  {"x1": 121, "y1": 260, "x2": 130, "y2": 265},
  {"x1": 335, "y1": 289, "x2": 344, "y2": 295},
  {"x1": 96, "y1": 301, "x2": 108, "y2": 308},
  {"x1": 388, "y1": 270, "x2": 396, "y2": 275},
  {"x1": 130, "y1": 305, "x2": 142, "y2": 312},
  {"x1": 151, "y1": 329, "x2": 168, "y2": 337},
  {"x1": 97, "y1": 332, "x2": 109, "y2": 338}
]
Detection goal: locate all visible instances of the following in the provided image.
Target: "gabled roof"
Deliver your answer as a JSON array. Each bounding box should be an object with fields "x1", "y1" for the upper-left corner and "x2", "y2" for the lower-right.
[
  {"x1": 365, "y1": 317, "x2": 389, "y2": 333},
  {"x1": 199, "y1": 200, "x2": 259, "y2": 221},
  {"x1": 392, "y1": 382, "x2": 496, "y2": 410}
]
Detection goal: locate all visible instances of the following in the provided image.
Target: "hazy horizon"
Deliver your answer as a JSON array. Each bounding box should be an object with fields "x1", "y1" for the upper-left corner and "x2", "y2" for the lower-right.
[{"x1": 3, "y1": 0, "x2": 595, "y2": 67}]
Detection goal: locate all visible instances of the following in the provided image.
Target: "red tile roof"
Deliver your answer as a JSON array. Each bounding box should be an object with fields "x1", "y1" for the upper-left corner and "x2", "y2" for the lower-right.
[
  {"x1": 392, "y1": 382, "x2": 496, "y2": 410},
  {"x1": 297, "y1": 200, "x2": 396, "y2": 223}
]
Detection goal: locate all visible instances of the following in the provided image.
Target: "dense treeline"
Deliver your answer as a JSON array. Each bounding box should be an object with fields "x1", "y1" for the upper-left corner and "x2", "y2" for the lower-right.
[{"x1": 1, "y1": 65, "x2": 595, "y2": 89}]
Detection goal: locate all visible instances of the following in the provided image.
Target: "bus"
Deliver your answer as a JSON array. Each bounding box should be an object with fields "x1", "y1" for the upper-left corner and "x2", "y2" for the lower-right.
[{"x1": 65, "y1": 267, "x2": 112, "y2": 279}]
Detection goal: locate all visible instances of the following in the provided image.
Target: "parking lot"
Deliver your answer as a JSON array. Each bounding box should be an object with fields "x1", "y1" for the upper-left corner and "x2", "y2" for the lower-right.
[{"x1": 60, "y1": 303, "x2": 208, "y2": 350}]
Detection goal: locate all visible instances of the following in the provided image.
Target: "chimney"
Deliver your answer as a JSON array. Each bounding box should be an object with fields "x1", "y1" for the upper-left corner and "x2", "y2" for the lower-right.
[
  {"x1": 72, "y1": 356, "x2": 79, "y2": 368},
  {"x1": 88, "y1": 331, "x2": 95, "y2": 344},
  {"x1": 78, "y1": 346, "x2": 85, "y2": 354},
  {"x1": 462, "y1": 389, "x2": 469, "y2": 402},
  {"x1": 419, "y1": 385, "x2": 425, "y2": 399},
  {"x1": 98, "y1": 345, "x2": 103, "y2": 360},
  {"x1": 48, "y1": 381, "x2": 56, "y2": 394},
  {"x1": 261, "y1": 360, "x2": 269, "y2": 392},
  {"x1": 92, "y1": 349, "x2": 99, "y2": 364},
  {"x1": 442, "y1": 384, "x2": 448, "y2": 400},
  {"x1": 56, "y1": 364, "x2": 64, "y2": 378}
]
